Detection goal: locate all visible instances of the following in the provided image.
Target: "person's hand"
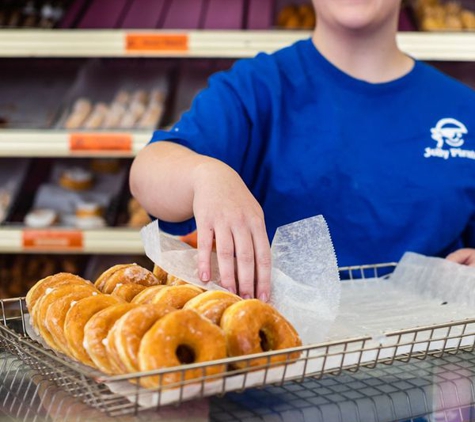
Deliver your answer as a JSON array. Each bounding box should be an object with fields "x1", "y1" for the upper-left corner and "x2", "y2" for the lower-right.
[
  {"x1": 445, "y1": 248, "x2": 475, "y2": 267},
  {"x1": 192, "y1": 158, "x2": 271, "y2": 301}
]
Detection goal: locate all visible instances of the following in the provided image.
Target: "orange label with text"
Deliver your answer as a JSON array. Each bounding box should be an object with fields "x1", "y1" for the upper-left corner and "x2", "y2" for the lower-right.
[
  {"x1": 69, "y1": 133, "x2": 132, "y2": 152},
  {"x1": 22, "y1": 230, "x2": 84, "y2": 250},
  {"x1": 126, "y1": 33, "x2": 189, "y2": 52}
]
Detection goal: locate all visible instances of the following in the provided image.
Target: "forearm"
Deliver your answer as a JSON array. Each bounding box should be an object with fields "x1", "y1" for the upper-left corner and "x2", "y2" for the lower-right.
[{"x1": 129, "y1": 141, "x2": 212, "y2": 222}]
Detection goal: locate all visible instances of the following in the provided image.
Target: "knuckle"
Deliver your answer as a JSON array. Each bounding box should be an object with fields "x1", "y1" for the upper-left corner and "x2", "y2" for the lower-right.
[
  {"x1": 256, "y1": 253, "x2": 272, "y2": 269},
  {"x1": 220, "y1": 272, "x2": 235, "y2": 287},
  {"x1": 217, "y1": 248, "x2": 234, "y2": 261},
  {"x1": 249, "y1": 213, "x2": 264, "y2": 228},
  {"x1": 237, "y1": 251, "x2": 254, "y2": 264},
  {"x1": 198, "y1": 237, "x2": 214, "y2": 249}
]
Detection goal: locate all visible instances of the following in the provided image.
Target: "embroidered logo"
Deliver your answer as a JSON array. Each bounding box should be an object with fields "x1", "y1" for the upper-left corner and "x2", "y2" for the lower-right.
[{"x1": 424, "y1": 118, "x2": 474, "y2": 160}]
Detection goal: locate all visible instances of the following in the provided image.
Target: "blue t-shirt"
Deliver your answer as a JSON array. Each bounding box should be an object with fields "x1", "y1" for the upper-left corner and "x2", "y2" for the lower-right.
[{"x1": 149, "y1": 38, "x2": 475, "y2": 267}]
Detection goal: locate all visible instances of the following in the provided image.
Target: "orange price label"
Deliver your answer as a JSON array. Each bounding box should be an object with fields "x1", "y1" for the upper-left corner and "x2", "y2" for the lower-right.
[
  {"x1": 125, "y1": 33, "x2": 189, "y2": 53},
  {"x1": 22, "y1": 230, "x2": 84, "y2": 251},
  {"x1": 69, "y1": 133, "x2": 132, "y2": 152}
]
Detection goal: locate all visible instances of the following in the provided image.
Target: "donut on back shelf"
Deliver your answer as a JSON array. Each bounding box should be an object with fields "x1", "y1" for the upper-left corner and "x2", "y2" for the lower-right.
[{"x1": 59, "y1": 167, "x2": 94, "y2": 191}]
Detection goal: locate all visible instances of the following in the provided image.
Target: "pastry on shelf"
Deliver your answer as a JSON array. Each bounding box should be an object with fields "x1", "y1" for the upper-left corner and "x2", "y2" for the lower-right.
[
  {"x1": 24, "y1": 208, "x2": 58, "y2": 228},
  {"x1": 414, "y1": 0, "x2": 475, "y2": 31},
  {"x1": 59, "y1": 167, "x2": 94, "y2": 191},
  {"x1": 127, "y1": 198, "x2": 151, "y2": 228},
  {"x1": 276, "y1": 3, "x2": 316, "y2": 30},
  {"x1": 64, "y1": 98, "x2": 92, "y2": 130},
  {"x1": 90, "y1": 158, "x2": 121, "y2": 174},
  {"x1": 75, "y1": 216, "x2": 106, "y2": 230},
  {"x1": 62, "y1": 86, "x2": 167, "y2": 130}
]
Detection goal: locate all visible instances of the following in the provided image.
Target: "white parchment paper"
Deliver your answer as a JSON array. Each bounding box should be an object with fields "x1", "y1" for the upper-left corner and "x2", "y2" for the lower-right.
[
  {"x1": 141, "y1": 215, "x2": 341, "y2": 344},
  {"x1": 328, "y1": 252, "x2": 475, "y2": 341}
]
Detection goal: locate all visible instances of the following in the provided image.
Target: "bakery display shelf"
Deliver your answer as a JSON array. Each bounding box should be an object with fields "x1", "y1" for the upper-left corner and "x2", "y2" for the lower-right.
[
  {"x1": 1, "y1": 263, "x2": 475, "y2": 416},
  {"x1": 0, "y1": 129, "x2": 149, "y2": 157},
  {"x1": 0, "y1": 227, "x2": 143, "y2": 254},
  {"x1": 0, "y1": 30, "x2": 475, "y2": 61}
]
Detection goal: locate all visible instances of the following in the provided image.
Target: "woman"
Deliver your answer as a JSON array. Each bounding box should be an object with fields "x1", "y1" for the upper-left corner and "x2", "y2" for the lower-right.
[{"x1": 130, "y1": 0, "x2": 475, "y2": 300}]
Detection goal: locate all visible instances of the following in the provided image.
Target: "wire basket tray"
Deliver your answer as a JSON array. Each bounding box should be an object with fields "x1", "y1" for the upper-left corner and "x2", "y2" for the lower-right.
[{"x1": 1, "y1": 263, "x2": 475, "y2": 416}]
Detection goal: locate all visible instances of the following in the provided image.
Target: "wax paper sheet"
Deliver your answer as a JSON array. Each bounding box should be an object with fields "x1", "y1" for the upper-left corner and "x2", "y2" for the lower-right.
[
  {"x1": 140, "y1": 215, "x2": 341, "y2": 344},
  {"x1": 327, "y1": 252, "x2": 475, "y2": 342}
]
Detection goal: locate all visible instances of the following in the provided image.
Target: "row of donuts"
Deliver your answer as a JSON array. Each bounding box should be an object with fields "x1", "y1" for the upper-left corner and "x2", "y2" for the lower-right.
[{"x1": 25, "y1": 263, "x2": 302, "y2": 388}]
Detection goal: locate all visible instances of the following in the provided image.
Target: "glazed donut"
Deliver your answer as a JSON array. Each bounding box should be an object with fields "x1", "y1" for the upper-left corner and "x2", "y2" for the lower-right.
[
  {"x1": 152, "y1": 264, "x2": 168, "y2": 284},
  {"x1": 130, "y1": 285, "x2": 169, "y2": 305},
  {"x1": 94, "y1": 263, "x2": 160, "y2": 294},
  {"x1": 166, "y1": 274, "x2": 188, "y2": 286},
  {"x1": 45, "y1": 289, "x2": 101, "y2": 355},
  {"x1": 111, "y1": 283, "x2": 147, "y2": 302},
  {"x1": 220, "y1": 299, "x2": 302, "y2": 369},
  {"x1": 31, "y1": 284, "x2": 99, "y2": 350},
  {"x1": 26, "y1": 272, "x2": 93, "y2": 312},
  {"x1": 83, "y1": 303, "x2": 137, "y2": 374},
  {"x1": 64, "y1": 295, "x2": 123, "y2": 366},
  {"x1": 183, "y1": 290, "x2": 242, "y2": 325},
  {"x1": 138, "y1": 309, "x2": 227, "y2": 388},
  {"x1": 106, "y1": 304, "x2": 175, "y2": 373},
  {"x1": 150, "y1": 285, "x2": 204, "y2": 309}
]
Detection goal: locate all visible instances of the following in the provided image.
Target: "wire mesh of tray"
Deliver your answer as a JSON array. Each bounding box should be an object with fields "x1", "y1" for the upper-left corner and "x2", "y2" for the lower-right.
[
  {"x1": 210, "y1": 349, "x2": 475, "y2": 422},
  {"x1": 3, "y1": 349, "x2": 475, "y2": 422},
  {"x1": 1, "y1": 263, "x2": 475, "y2": 416}
]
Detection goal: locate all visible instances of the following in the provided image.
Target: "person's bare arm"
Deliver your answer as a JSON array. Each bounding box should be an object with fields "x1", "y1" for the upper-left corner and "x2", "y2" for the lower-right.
[
  {"x1": 446, "y1": 248, "x2": 475, "y2": 267},
  {"x1": 129, "y1": 141, "x2": 272, "y2": 300}
]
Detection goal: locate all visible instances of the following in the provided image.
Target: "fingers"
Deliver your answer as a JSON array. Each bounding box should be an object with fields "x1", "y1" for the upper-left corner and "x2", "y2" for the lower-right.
[
  {"x1": 252, "y1": 226, "x2": 272, "y2": 302},
  {"x1": 214, "y1": 227, "x2": 237, "y2": 294},
  {"x1": 196, "y1": 220, "x2": 271, "y2": 301},
  {"x1": 446, "y1": 248, "x2": 475, "y2": 267},
  {"x1": 197, "y1": 226, "x2": 214, "y2": 283},
  {"x1": 232, "y1": 228, "x2": 255, "y2": 299}
]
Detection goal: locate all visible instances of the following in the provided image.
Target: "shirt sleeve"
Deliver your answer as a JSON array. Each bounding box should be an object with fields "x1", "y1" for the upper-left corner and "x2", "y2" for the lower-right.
[
  {"x1": 147, "y1": 55, "x2": 274, "y2": 235},
  {"x1": 150, "y1": 59, "x2": 260, "y2": 172}
]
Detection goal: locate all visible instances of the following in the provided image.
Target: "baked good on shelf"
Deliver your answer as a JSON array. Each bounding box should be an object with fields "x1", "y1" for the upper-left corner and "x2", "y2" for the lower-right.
[
  {"x1": 106, "y1": 303, "x2": 175, "y2": 373},
  {"x1": 64, "y1": 294, "x2": 124, "y2": 366},
  {"x1": 220, "y1": 299, "x2": 302, "y2": 369},
  {"x1": 461, "y1": 10, "x2": 475, "y2": 29},
  {"x1": 127, "y1": 198, "x2": 152, "y2": 228},
  {"x1": 183, "y1": 290, "x2": 242, "y2": 325},
  {"x1": 24, "y1": 208, "x2": 58, "y2": 228},
  {"x1": 83, "y1": 303, "x2": 137, "y2": 374},
  {"x1": 113, "y1": 90, "x2": 130, "y2": 106},
  {"x1": 83, "y1": 103, "x2": 108, "y2": 129},
  {"x1": 75, "y1": 216, "x2": 106, "y2": 229},
  {"x1": 138, "y1": 309, "x2": 227, "y2": 388},
  {"x1": 137, "y1": 103, "x2": 164, "y2": 129},
  {"x1": 94, "y1": 263, "x2": 161, "y2": 294},
  {"x1": 59, "y1": 167, "x2": 94, "y2": 191},
  {"x1": 90, "y1": 158, "x2": 121, "y2": 174},
  {"x1": 75, "y1": 201, "x2": 103, "y2": 219},
  {"x1": 131, "y1": 89, "x2": 148, "y2": 105},
  {"x1": 64, "y1": 98, "x2": 92, "y2": 130}
]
